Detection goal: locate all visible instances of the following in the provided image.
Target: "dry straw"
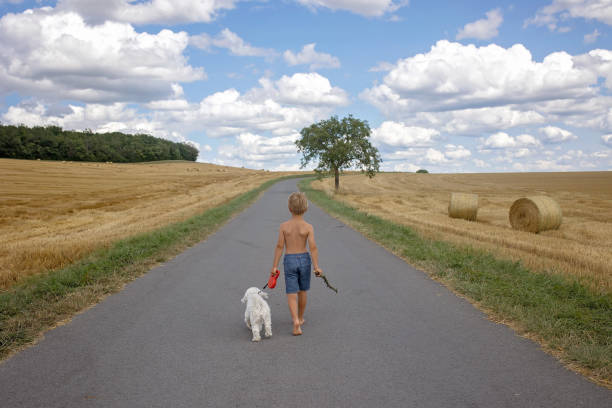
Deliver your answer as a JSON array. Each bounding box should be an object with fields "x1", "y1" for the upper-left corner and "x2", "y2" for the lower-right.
[
  {"x1": 448, "y1": 193, "x2": 479, "y2": 221},
  {"x1": 509, "y1": 196, "x2": 562, "y2": 233}
]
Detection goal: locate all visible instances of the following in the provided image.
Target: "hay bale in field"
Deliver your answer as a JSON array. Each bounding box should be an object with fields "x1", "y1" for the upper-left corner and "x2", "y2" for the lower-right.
[
  {"x1": 509, "y1": 196, "x2": 562, "y2": 233},
  {"x1": 448, "y1": 193, "x2": 479, "y2": 221}
]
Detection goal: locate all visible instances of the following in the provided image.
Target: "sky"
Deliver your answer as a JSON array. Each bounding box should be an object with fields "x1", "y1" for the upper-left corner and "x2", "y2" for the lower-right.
[{"x1": 0, "y1": 0, "x2": 611, "y2": 173}]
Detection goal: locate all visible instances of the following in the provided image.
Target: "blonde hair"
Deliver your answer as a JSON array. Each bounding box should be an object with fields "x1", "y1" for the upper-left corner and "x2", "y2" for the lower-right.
[{"x1": 288, "y1": 192, "x2": 308, "y2": 215}]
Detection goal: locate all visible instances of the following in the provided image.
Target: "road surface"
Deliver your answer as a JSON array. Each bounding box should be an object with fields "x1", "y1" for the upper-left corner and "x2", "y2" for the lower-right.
[{"x1": 1, "y1": 178, "x2": 610, "y2": 407}]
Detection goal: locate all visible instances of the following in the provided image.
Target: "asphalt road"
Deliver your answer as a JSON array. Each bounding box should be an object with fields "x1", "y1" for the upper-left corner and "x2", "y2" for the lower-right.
[{"x1": 1, "y1": 178, "x2": 610, "y2": 408}]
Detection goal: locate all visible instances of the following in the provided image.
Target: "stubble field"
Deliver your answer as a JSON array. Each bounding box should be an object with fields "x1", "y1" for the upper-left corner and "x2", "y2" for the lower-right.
[
  {"x1": 312, "y1": 172, "x2": 612, "y2": 294},
  {"x1": 0, "y1": 159, "x2": 287, "y2": 289}
]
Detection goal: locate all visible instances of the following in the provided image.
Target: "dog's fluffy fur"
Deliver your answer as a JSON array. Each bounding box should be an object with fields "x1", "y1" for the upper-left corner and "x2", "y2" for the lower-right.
[{"x1": 241, "y1": 287, "x2": 272, "y2": 342}]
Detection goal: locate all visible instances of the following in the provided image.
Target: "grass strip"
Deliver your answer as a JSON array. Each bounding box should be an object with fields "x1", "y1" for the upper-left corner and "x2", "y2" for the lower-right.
[
  {"x1": 0, "y1": 175, "x2": 305, "y2": 360},
  {"x1": 299, "y1": 177, "x2": 612, "y2": 387}
]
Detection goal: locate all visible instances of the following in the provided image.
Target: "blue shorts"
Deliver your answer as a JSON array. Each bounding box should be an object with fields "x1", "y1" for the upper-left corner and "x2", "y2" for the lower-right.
[{"x1": 283, "y1": 252, "x2": 311, "y2": 294}]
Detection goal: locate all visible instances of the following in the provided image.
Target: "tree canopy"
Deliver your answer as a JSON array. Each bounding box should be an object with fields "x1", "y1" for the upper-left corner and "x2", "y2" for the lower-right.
[
  {"x1": 0, "y1": 124, "x2": 198, "y2": 162},
  {"x1": 296, "y1": 115, "x2": 381, "y2": 190}
]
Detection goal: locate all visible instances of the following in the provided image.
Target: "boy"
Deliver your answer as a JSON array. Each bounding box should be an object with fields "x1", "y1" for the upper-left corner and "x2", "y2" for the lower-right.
[{"x1": 270, "y1": 192, "x2": 322, "y2": 336}]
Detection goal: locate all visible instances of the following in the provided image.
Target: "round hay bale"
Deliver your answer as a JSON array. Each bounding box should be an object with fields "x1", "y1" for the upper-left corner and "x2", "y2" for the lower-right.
[
  {"x1": 448, "y1": 193, "x2": 479, "y2": 221},
  {"x1": 509, "y1": 196, "x2": 562, "y2": 233}
]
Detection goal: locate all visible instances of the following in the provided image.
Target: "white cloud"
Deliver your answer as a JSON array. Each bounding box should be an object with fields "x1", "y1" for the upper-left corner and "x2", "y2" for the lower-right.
[
  {"x1": 171, "y1": 72, "x2": 348, "y2": 138},
  {"x1": 56, "y1": 0, "x2": 240, "y2": 25},
  {"x1": 574, "y1": 49, "x2": 612, "y2": 90},
  {"x1": 295, "y1": 0, "x2": 408, "y2": 17},
  {"x1": 362, "y1": 41, "x2": 612, "y2": 146},
  {"x1": 283, "y1": 43, "x2": 340, "y2": 70},
  {"x1": 557, "y1": 149, "x2": 589, "y2": 164},
  {"x1": 456, "y1": 8, "x2": 503, "y2": 40},
  {"x1": 190, "y1": 28, "x2": 277, "y2": 57},
  {"x1": 2, "y1": 103, "x2": 52, "y2": 127},
  {"x1": 584, "y1": 28, "x2": 601, "y2": 43},
  {"x1": 516, "y1": 134, "x2": 541, "y2": 146},
  {"x1": 410, "y1": 106, "x2": 546, "y2": 136},
  {"x1": 362, "y1": 41, "x2": 597, "y2": 114},
  {"x1": 180, "y1": 89, "x2": 298, "y2": 137},
  {"x1": 482, "y1": 132, "x2": 543, "y2": 149},
  {"x1": 525, "y1": 0, "x2": 612, "y2": 31},
  {"x1": 217, "y1": 133, "x2": 299, "y2": 166},
  {"x1": 425, "y1": 148, "x2": 447, "y2": 164},
  {"x1": 189, "y1": 32, "x2": 213, "y2": 51},
  {"x1": 473, "y1": 159, "x2": 488, "y2": 168},
  {"x1": 382, "y1": 144, "x2": 470, "y2": 171},
  {"x1": 510, "y1": 148, "x2": 602, "y2": 172},
  {"x1": 539, "y1": 126, "x2": 577, "y2": 143},
  {"x1": 602, "y1": 134, "x2": 612, "y2": 146},
  {"x1": 444, "y1": 144, "x2": 471, "y2": 159},
  {"x1": 212, "y1": 28, "x2": 276, "y2": 57},
  {"x1": 369, "y1": 61, "x2": 395, "y2": 72},
  {"x1": 483, "y1": 132, "x2": 517, "y2": 148},
  {"x1": 253, "y1": 73, "x2": 349, "y2": 106},
  {"x1": 511, "y1": 148, "x2": 533, "y2": 158},
  {"x1": 513, "y1": 160, "x2": 574, "y2": 171},
  {"x1": 0, "y1": 10, "x2": 204, "y2": 103},
  {"x1": 530, "y1": 95, "x2": 612, "y2": 132},
  {"x1": 145, "y1": 99, "x2": 190, "y2": 110},
  {"x1": 392, "y1": 162, "x2": 420, "y2": 172},
  {"x1": 493, "y1": 146, "x2": 536, "y2": 162},
  {"x1": 268, "y1": 162, "x2": 304, "y2": 171},
  {"x1": 371, "y1": 121, "x2": 438, "y2": 148},
  {"x1": 384, "y1": 149, "x2": 421, "y2": 160}
]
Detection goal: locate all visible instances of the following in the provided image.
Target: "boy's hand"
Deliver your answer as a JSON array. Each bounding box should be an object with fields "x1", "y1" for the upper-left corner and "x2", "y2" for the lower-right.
[
  {"x1": 270, "y1": 268, "x2": 279, "y2": 277},
  {"x1": 314, "y1": 268, "x2": 323, "y2": 277}
]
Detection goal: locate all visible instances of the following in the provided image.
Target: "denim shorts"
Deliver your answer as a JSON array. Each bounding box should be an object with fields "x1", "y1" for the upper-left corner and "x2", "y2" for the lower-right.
[{"x1": 283, "y1": 252, "x2": 311, "y2": 294}]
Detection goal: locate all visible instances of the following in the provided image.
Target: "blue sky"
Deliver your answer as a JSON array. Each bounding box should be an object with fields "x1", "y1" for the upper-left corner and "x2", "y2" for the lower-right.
[{"x1": 0, "y1": 0, "x2": 611, "y2": 172}]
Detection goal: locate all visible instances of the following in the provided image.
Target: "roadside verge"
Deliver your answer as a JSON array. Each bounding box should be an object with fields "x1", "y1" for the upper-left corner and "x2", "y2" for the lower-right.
[
  {"x1": 0, "y1": 175, "x2": 304, "y2": 361},
  {"x1": 299, "y1": 177, "x2": 611, "y2": 388}
]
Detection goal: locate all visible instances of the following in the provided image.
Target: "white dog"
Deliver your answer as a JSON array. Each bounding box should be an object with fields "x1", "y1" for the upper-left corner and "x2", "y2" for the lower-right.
[{"x1": 241, "y1": 287, "x2": 272, "y2": 342}]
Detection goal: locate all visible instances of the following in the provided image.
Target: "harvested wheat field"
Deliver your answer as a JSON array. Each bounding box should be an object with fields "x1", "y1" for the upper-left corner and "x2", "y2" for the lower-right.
[
  {"x1": 0, "y1": 159, "x2": 289, "y2": 289},
  {"x1": 312, "y1": 172, "x2": 612, "y2": 294}
]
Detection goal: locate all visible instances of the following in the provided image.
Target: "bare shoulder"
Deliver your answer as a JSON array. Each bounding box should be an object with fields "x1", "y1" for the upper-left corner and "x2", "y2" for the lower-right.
[
  {"x1": 279, "y1": 220, "x2": 289, "y2": 231},
  {"x1": 304, "y1": 221, "x2": 314, "y2": 232}
]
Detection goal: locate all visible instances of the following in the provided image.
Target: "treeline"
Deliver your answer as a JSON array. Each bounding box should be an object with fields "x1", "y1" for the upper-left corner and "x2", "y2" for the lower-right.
[{"x1": 0, "y1": 124, "x2": 199, "y2": 162}]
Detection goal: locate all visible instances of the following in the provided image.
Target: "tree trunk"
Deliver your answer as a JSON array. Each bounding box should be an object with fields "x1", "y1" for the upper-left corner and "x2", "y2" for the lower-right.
[{"x1": 334, "y1": 167, "x2": 339, "y2": 191}]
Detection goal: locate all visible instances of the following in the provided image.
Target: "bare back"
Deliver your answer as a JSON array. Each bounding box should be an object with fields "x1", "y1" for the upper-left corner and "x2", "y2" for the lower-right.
[{"x1": 281, "y1": 218, "x2": 313, "y2": 254}]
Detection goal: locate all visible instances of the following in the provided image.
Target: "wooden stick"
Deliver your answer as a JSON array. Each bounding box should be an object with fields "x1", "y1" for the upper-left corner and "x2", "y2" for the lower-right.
[{"x1": 317, "y1": 273, "x2": 338, "y2": 293}]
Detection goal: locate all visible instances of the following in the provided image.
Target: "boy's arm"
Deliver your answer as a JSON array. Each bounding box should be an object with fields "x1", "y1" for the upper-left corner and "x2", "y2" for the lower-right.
[
  {"x1": 271, "y1": 226, "x2": 285, "y2": 275},
  {"x1": 307, "y1": 225, "x2": 322, "y2": 276}
]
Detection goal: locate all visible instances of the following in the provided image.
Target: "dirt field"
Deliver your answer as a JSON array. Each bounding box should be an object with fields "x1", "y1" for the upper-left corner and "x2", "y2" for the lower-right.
[
  {"x1": 312, "y1": 172, "x2": 612, "y2": 294},
  {"x1": 0, "y1": 159, "x2": 290, "y2": 289}
]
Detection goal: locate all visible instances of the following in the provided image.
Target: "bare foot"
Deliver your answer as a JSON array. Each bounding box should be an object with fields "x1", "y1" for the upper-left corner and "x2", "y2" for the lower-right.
[
  {"x1": 292, "y1": 323, "x2": 302, "y2": 336},
  {"x1": 298, "y1": 318, "x2": 305, "y2": 325}
]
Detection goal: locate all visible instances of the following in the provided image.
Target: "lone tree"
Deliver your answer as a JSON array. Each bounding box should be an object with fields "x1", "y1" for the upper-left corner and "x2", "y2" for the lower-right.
[{"x1": 296, "y1": 115, "x2": 381, "y2": 191}]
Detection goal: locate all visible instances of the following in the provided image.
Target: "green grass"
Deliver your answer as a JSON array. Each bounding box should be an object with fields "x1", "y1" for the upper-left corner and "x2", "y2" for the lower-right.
[
  {"x1": 299, "y1": 177, "x2": 612, "y2": 387},
  {"x1": 0, "y1": 174, "x2": 306, "y2": 360}
]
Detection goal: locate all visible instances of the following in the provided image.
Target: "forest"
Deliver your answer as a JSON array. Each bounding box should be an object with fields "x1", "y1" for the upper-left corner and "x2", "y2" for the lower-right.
[{"x1": 0, "y1": 124, "x2": 199, "y2": 162}]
